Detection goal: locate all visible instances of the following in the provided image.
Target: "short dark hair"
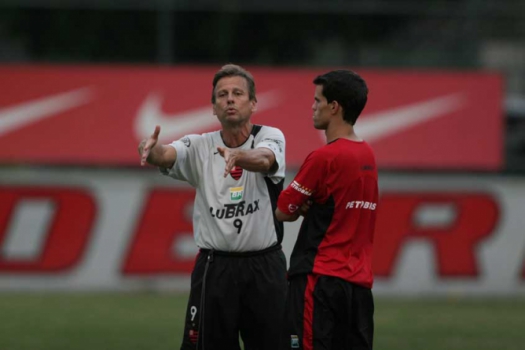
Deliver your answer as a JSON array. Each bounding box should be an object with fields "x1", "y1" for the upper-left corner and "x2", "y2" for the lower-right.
[
  {"x1": 211, "y1": 64, "x2": 257, "y2": 103},
  {"x1": 313, "y1": 70, "x2": 368, "y2": 125}
]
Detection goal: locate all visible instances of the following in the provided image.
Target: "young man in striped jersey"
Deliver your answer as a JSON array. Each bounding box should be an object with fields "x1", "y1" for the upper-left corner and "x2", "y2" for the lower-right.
[
  {"x1": 276, "y1": 70, "x2": 378, "y2": 350},
  {"x1": 138, "y1": 64, "x2": 287, "y2": 350}
]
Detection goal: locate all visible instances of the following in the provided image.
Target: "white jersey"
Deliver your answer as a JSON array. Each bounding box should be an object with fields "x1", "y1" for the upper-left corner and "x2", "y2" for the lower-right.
[{"x1": 162, "y1": 125, "x2": 286, "y2": 252}]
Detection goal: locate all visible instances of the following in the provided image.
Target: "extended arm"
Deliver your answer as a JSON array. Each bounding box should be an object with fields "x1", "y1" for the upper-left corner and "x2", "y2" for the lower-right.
[
  {"x1": 138, "y1": 125, "x2": 177, "y2": 169},
  {"x1": 217, "y1": 147, "x2": 277, "y2": 178}
]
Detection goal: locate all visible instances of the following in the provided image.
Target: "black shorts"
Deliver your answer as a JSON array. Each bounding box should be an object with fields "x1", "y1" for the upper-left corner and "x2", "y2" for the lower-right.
[
  {"x1": 283, "y1": 274, "x2": 374, "y2": 350},
  {"x1": 181, "y1": 245, "x2": 287, "y2": 350}
]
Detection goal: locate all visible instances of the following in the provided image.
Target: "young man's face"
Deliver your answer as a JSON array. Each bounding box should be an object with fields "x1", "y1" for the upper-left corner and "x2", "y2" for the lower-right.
[
  {"x1": 213, "y1": 76, "x2": 256, "y2": 127},
  {"x1": 312, "y1": 85, "x2": 331, "y2": 130}
]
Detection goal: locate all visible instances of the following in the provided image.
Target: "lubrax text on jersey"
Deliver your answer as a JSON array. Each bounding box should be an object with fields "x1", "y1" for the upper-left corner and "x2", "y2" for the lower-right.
[{"x1": 209, "y1": 200, "x2": 260, "y2": 219}]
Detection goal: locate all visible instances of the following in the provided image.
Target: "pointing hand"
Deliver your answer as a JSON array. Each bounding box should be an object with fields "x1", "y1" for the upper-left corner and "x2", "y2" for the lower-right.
[
  {"x1": 217, "y1": 146, "x2": 239, "y2": 178},
  {"x1": 138, "y1": 125, "x2": 161, "y2": 166}
]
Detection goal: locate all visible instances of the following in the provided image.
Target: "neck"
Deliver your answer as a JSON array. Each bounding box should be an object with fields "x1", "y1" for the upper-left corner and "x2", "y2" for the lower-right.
[
  {"x1": 325, "y1": 120, "x2": 361, "y2": 143},
  {"x1": 221, "y1": 122, "x2": 253, "y2": 147}
]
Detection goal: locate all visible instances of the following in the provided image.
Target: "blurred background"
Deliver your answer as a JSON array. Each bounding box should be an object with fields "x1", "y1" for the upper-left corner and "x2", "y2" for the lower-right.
[{"x1": 1, "y1": 1, "x2": 525, "y2": 349}]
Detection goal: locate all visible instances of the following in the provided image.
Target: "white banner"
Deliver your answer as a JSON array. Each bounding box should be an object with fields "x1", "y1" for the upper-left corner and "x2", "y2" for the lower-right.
[{"x1": 0, "y1": 169, "x2": 524, "y2": 295}]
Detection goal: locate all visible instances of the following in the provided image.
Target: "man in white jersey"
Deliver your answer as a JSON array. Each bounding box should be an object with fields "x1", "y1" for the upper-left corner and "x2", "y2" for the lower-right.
[{"x1": 138, "y1": 64, "x2": 287, "y2": 350}]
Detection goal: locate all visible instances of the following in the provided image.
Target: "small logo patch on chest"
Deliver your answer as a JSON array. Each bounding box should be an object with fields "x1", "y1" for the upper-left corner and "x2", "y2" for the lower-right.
[
  {"x1": 230, "y1": 187, "x2": 244, "y2": 201},
  {"x1": 230, "y1": 166, "x2": 243, "y2": 180}
]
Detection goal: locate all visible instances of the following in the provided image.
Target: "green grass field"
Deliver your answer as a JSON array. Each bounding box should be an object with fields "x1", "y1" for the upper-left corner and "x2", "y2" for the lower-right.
[{"x1": 1, "y1": 293, "x2": 524, "y2": 350}]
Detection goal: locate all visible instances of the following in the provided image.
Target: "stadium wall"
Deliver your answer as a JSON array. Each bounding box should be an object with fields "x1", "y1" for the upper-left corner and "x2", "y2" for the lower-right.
[{"x1": 0, "y1": 168, "x2": 524, "y2": 296}]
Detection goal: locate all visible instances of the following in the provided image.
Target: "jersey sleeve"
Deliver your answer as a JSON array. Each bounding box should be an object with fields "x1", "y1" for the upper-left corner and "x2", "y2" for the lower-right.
[
  {"x1": 160, "y1": 134, "x2": 203, "y2": 187},
  {"x1": 255, "y1": 126, "x2": 286, "y2": 183},
  {"x1": 277, "y1": 150, "x2": 325, "y2": 215}
]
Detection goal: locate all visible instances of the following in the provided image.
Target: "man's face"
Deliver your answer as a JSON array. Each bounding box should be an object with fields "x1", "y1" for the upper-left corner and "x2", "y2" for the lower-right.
[
  {"x1": 213, "y1": 76, "x2": 256, "y2": 126},
  {"x1": 312, "y1": 85, "x2": 331, "y2": 130}
]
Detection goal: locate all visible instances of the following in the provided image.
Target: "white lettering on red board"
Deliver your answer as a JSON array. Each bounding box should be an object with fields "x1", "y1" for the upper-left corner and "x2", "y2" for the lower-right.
[{"x1": 0, "y1": 187, "x2": 517, "y2": 280}]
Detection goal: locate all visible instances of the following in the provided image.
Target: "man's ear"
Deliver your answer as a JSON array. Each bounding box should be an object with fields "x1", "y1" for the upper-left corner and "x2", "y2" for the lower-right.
[
  {"x1": 251, "y1": 99, "x2": 257, "y2": 113},
  {"x1": 212, "y1": 105, "x2": 217, "y2": 116},
  {"x1": 331, "y1": 101, "x2": 340, "y2": 115}
]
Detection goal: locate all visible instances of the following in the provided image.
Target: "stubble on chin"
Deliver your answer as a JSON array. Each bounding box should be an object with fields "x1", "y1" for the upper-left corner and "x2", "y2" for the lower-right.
[{"x1": 312, "y1": 117, "x2": 322, "y2": 130}]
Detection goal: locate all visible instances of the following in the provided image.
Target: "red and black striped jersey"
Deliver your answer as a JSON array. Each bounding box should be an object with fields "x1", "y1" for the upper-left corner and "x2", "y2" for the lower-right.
[{"x1": 277, "y1": 138, "x2": 378, "y2": 288}]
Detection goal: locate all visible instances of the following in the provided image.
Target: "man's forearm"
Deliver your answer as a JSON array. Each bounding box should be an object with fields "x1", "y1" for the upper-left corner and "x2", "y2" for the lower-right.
[
  {"x1": 235, "y1": 148, "x2": 276, "y2": 173},
  {"x1": 147, "y1": 144, "x2": 176, "y2": 169},
  {"x1": 275, "y1": 208, "x2": 300, "y2": 222}
]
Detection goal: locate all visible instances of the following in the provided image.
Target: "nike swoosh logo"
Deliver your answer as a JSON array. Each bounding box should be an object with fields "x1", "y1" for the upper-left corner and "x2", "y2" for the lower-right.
[
  {"x1": 352, "y1": 93, "x2": 465, "y2": 142},
  {"x1": 0, "y1": 88, "x2": 93, "y2": 138},
  {"x1": 135, "y1": 90, "x2": 282, "y2": 142}
]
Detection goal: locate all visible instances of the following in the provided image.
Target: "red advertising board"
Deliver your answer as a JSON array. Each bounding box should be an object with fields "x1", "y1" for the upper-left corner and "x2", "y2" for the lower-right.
[
  {"x1": 0, "y1": 65, "x2": 503, "y2": 170},
  {"x1": 0, "y1": 185, "x2": 512, "y2": 279},
  {"x1": 1, "y1": 172, "x2": 524, "y2": 294}
]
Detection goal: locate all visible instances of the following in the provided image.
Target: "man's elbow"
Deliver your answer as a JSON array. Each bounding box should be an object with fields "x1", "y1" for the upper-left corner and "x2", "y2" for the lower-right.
[
  {"x1": 275, "y1": 208, "x2": 296, "y2": 222},
  {"x1": 260, "y1": 150, "x2": 277, "y2": 174},
  {"x1": 258, "y1": 156, "x2": 273, "y2": 173},
  {"x1": 275, "y1": 209, "x2": 286, "y2": 222},
  {"x1": 267, "y1": 159, "x2": 279, "y2": 174}
]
